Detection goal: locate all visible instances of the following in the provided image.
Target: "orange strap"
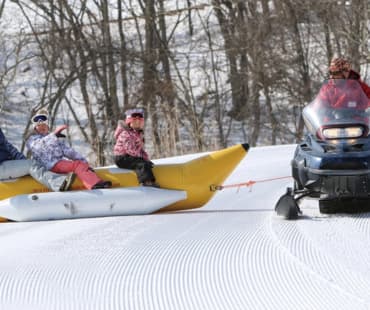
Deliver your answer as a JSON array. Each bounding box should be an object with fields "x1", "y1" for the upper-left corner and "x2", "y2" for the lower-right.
[{"x1": 210, "y1": 176, "x2": 292, "y2": 192}]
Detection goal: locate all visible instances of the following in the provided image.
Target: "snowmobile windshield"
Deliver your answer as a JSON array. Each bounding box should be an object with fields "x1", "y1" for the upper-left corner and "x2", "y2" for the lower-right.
[{"x1": 302, "y1": 79, "x2": 370, "y2": 141}]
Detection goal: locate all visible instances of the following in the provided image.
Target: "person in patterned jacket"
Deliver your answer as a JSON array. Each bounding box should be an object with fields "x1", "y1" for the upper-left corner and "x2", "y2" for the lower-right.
[
  {"x1": 0, "y1": 126, "x2": 73, "y2": 191},
  {"x1": 27, "y1": 110, "x2": 112, "y2": 190},
  {"x1": 113, "y1": 108, "x2": 158, "y2": 187}
]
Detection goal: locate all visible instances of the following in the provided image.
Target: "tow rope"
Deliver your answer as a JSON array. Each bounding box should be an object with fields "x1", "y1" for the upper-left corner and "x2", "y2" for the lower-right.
[{"x1": 210, "y1": 176, "x2": 292, "y2": 192}]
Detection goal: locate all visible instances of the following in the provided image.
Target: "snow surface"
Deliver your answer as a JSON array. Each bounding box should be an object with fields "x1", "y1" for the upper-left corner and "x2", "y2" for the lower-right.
[{"x1": 1, "y1": 144, "x2": 370, "y2": 310}]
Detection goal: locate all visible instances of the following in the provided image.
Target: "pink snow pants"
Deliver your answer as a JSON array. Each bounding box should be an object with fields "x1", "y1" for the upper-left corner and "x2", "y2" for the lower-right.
[{"x1": 51, "y1": 160, "x2": 101, "y2": 190}]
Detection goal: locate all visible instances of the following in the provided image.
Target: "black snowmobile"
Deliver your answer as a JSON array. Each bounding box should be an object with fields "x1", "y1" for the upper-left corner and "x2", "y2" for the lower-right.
[{"x1": 275, "y1": 79, "x2": 370, "y2": 219}]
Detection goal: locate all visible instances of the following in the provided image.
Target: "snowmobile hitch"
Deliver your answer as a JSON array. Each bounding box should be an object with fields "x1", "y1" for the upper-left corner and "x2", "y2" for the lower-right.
[{"x1": 275, "y1": 187, "x2": 301, "y2": 220}]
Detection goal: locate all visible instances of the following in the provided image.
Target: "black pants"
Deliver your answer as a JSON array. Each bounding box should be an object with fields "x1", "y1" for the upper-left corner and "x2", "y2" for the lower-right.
[{"x1": 114, "y1": 155, "x2": 155, "y2": 184}]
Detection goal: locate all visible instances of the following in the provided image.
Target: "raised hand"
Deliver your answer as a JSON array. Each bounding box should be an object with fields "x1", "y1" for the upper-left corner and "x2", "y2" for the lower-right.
[{"x1": 54, "y1": 125, "x2": 68, "y2": 137}]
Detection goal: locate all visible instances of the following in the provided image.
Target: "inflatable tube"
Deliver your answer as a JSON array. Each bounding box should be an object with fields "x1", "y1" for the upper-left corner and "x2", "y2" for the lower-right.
[
  {"x1": 0, "y1": 143, "x2": 249, "y2": 221},
  {"x1": 0, "y1": 187, "x2": 186, "y2": 222}
]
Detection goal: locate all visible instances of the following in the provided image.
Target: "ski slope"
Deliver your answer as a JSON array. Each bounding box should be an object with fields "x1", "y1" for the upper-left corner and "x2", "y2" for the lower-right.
[{"x1": 1, "y1": 144, "x2": 370, "y2": 310}]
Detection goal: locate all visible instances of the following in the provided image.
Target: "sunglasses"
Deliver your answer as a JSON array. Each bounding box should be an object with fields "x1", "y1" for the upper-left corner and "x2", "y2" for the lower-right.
[
  {"x1": 130, "y1": 113, "x2": 144, "y2": 119},
  {"x1": 32, "y1": 114, "x2": 48, "y2": 123}
]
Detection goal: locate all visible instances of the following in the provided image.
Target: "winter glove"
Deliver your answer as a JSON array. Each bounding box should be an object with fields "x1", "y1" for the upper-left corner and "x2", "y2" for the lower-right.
[{"x1": 54, "y1": 125, "x2": 68, "y2": 138}]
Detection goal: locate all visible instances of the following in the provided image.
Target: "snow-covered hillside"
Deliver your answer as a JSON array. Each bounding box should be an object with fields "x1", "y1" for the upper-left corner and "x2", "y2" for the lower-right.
[{"x1": 1, "y1": 144, "x2": 370, "y2": 310}]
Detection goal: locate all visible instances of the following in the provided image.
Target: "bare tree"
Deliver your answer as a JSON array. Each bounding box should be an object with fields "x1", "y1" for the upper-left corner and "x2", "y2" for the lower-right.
[{"x1": 3, "y1": 0, "x2": 370, "y2": 161}]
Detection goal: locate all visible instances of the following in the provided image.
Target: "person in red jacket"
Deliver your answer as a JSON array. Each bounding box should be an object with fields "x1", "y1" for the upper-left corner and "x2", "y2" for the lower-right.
[
  {"x1": 329, "y1": 57, "x2": 370, "y2": 98},
  {"x1": 316, "y1": 57, "x2": 370, "y2": 111}
]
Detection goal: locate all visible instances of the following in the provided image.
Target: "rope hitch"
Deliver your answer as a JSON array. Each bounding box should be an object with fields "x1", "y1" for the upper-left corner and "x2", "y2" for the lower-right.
[{"x1": 210, "y1": 176, "x2": 292, "y2": 192}]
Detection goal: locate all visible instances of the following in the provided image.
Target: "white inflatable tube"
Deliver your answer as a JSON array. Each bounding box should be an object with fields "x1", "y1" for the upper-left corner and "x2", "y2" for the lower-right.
[{"x1": 0, "y1": 187, "x2": 187, "y2": 222}]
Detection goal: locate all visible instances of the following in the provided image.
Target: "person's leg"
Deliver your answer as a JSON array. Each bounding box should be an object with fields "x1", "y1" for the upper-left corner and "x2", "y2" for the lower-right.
[
  {"x1": 29, "y1": 159, "x2": 71, "y2": 191},
  {"x1": 0, "y1": 159, "x2": 31, "y2": 180},
  {"x1": 135, "y1": 160, "x2": 156, "y2": 184},
  {"x1": 114, "y1": 155, "x2": 137, "y2": 169},
  {"x1": 115, "y1": 155, "x2": 155, "y2": 184},
  {"x1": 52, "y1": 160, "x2": 102, "y2": 190}
]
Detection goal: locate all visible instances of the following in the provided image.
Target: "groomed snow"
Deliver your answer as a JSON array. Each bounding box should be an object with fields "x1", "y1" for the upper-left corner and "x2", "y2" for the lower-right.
[{"x1": 1, "y1": 144, "x2": 370, "y2": 310}]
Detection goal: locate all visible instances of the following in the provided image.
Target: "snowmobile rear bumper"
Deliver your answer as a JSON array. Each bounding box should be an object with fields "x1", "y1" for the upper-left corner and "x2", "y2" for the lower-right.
[
  {"x1": 308, "y1": 168, "x2": 370, "y2": 176},
  {"x1": 319, "y1": 197, "x2": 370, "y2": 214},
  {"x1": 307, "y1": 172, "x2": 370, "y2": 199}
]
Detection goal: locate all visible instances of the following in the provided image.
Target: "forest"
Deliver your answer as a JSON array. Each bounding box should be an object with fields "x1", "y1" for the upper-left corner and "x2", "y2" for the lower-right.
[{"x1": 0, "y1": 0, "x2": 368, "y2": 164}]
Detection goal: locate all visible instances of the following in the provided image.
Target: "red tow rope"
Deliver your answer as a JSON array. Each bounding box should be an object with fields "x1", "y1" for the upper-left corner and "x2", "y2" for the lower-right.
[{"x1": 210, "y1": 176, "x2": 292, "y2": 192}]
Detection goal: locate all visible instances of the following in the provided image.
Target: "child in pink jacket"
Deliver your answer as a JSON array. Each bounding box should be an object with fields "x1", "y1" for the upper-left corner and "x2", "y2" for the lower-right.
[{"x1": 113, "y1": 108, "x2": 158, "y2": 187}]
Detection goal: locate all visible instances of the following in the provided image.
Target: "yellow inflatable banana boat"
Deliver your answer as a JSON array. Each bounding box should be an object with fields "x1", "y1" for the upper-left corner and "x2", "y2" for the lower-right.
[{"x1": 0, "y1": 143, "x2": 249, "y2": 221}]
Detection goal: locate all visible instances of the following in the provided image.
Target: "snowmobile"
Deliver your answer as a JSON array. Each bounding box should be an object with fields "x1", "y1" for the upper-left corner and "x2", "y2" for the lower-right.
[{"x1": 275, "y1": 79, "x2": 370, "y2": 219}]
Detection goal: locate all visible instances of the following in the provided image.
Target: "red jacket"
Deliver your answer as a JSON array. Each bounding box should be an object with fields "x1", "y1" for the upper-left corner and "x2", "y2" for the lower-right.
[
  {"x1": 318, "y1": 79, "x2": 369, "y2": 110},
  {"x1": 349, "y1": 70, "x2": 370, "y2": 99}
]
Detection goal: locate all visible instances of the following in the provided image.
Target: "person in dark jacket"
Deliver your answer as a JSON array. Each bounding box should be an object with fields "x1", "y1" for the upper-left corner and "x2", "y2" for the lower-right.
[
  {"x1": 113, "y1": 108, "x2": 158, "y2": 187},
  {"x1": 0, "y1": 128, "x2": 26, "y2": 162}
]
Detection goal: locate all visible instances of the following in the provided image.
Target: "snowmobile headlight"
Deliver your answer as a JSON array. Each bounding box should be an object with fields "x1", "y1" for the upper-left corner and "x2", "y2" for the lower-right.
[{"x1": 322, "y1": 127, "x2": 363, "y2": 139}]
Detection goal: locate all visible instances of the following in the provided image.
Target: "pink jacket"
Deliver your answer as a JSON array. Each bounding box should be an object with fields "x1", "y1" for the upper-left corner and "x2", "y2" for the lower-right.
[{"x1": 113, "y1": 123, "x2": 149, "y2": 160}]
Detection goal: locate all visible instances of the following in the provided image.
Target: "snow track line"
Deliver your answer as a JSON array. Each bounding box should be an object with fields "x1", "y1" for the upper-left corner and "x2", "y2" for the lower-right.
[
  {"x1": 350, "y1": 212, "x2": 370, "y2": 235},
  {"x1": 243, "y1": 216, "x2": 338, "y2": 310},
  {"x1": 269, "y1": 215, "x2": 370, "y2": 309}
]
